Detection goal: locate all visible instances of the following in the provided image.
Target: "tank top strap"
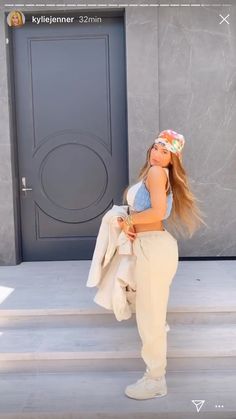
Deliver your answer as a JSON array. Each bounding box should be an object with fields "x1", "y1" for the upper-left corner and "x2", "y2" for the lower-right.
[{"x1": 163, "y1": 167, "x2": 170, "y2": 192}]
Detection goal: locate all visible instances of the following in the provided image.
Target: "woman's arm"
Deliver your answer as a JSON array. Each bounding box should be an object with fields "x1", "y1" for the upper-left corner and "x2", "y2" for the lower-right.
[{"x1": 130, "y1": 166, "x2": 167, "y2": 225}]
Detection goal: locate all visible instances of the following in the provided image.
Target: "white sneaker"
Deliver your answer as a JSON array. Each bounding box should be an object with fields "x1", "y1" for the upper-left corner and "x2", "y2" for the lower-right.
[{"x1": 125, "y1": 372, "x2": 167, "y2": 400}]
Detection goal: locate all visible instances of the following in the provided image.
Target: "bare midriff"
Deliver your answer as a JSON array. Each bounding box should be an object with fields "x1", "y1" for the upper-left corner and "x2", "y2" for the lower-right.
[{"x1": 130, "y1": 209, "x2": 165, "y2": 232}]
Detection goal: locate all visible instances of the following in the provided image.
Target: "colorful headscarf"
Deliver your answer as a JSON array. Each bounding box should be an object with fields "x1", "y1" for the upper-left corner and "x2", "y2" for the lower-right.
[{"x1": 154, "y1": 129, "x2": 185, "y2": 158}]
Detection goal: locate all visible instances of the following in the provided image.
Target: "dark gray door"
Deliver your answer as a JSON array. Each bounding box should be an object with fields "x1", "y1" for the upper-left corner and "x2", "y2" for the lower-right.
[{"x1": 11, "y1": 11, "x2": 128, "y2": 261}]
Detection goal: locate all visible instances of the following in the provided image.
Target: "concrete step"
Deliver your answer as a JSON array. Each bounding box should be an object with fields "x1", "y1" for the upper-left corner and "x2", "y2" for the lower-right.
[
  {"x1": 0, "y1": 260, "x2": 235, "y2": 375},
  {"x1": 0, "y1": 370, "x2": 235, "y2": 418},
  {"x1": 0, "y1": 261, "x2": 235, "y2": 417},
  {"x1": 0, "y1": 260, "x2": 236, "y2": 326},
  {"x1": 0, "y1": 323, "x2": 235, "y2": 373},
  {"x1": 1, "y1": 311, "x2": 236, "y2": 329}
]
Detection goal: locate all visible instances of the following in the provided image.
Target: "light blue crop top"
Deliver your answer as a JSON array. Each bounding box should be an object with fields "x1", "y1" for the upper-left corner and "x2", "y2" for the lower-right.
[{"x1": 126, "y1": 168, "x2": 173, "y2": 220}]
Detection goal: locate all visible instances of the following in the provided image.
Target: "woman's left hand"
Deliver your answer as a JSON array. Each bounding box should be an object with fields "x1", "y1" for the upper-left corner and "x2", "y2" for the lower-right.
[{"x1": 117, "y1": 217, "x2": 137, "y2": 241}]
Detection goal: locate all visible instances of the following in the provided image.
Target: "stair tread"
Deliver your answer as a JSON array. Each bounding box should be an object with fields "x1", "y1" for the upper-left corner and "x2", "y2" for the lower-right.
[
  {"x1": 0, "y1": 324, "x2": 235, "y2": 357},
  {"x1": 0, "y1": 260, "x2": 236, "y2": 313},
  {"x1": 0, "y1": 370, "x2": 235, "y2": 416}
]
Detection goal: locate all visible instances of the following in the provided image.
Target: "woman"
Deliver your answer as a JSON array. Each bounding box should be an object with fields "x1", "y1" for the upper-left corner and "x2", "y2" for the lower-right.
[
  {"x1": 8, "y1": 10, "x2": 24, "y2": 27},
  {"x1": 117, "y1": 129, "x2": 207, "y2": 400}
]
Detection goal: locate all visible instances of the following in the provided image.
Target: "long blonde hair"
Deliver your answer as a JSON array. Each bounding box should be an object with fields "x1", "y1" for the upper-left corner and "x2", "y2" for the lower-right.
[
  {"x1": 9, "y1": 11, "x2": 24, "y2": 26},
  {"x1": 122, "y1": 141, "x2": 208, "y2": 239}
]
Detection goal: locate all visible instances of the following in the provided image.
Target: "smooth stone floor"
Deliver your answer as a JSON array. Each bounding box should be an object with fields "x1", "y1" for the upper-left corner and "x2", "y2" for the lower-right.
[
  {"x1": 0, "y1": 260, "x2": 235, "y2": 312},
  {"x1": 0, "y1": 370, "x2": 235, "y2": 417}
]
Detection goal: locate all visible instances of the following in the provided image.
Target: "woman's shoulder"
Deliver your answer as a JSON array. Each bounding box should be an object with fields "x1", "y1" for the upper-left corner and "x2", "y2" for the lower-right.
[
  {"x1": 146, "y1": 165, "x2": 169, "y2": 181},
  {"x1": 145, "y1": 166, "x2": 169, "y2": 191}
]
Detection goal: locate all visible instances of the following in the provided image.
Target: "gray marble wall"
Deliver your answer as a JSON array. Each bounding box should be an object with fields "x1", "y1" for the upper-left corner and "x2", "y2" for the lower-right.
[
  {"x1": 0, "y1": 2, "x2": 235, "y2": 264},
  {"x1": 157, "y1": 4, "x2": 235, "y2": 256},
  {"x1": 126, "y1": 4, "x2": 236, "y2": 257}
]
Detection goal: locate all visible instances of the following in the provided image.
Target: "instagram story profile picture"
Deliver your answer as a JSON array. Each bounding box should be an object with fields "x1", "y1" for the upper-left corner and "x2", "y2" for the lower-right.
[{"x1": 7, "y1": 10, "x2": 25, "y2": 28}]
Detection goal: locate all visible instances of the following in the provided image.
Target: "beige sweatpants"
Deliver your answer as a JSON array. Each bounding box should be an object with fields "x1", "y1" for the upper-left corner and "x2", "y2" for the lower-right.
[{"x1": 132, "y1": 229, "x2": 179, "y2": 379}]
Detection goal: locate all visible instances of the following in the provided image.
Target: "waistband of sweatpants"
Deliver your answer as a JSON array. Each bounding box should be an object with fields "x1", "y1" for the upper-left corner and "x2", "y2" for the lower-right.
[{"x1": 135, "y1": 229, "x2": 168, "y2": 237}]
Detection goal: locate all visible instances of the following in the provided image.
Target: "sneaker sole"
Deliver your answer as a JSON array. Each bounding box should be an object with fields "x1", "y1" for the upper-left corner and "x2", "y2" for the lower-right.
[{"x1": 124, "y1": 390, "x2": 167, "y2": 400}]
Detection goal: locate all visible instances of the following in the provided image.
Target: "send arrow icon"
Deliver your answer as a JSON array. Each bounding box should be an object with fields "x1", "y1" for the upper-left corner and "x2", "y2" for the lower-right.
[{"x1": 192, "y1": 400, "x2": 205, "y2": 412}]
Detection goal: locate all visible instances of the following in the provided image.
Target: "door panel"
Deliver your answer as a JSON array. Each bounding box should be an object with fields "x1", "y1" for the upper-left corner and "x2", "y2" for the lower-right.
[{"x1": 12, "y1": 13, "x2": 128, "y2": 260}]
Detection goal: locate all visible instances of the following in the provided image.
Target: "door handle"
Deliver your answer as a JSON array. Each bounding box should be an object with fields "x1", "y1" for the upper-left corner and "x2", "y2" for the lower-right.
[{"x1": 21, "y1": 176, "x2": 32, "y2": 194}]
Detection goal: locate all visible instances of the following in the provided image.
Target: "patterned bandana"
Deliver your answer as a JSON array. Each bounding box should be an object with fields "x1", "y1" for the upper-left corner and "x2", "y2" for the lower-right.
[{"x1": 154, "y1": 129, "x2": 185, "y2": 158}]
